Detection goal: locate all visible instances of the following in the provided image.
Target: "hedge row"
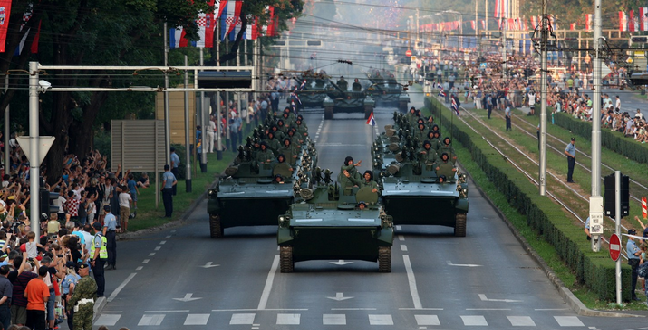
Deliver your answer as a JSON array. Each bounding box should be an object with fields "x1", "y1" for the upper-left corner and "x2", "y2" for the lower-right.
[
  {"x1": 554, "y1": 112, "x2": 648, "y2": 164},
  {"x1": 428, "y1": 97, "x2": 632, "y2": 302}
]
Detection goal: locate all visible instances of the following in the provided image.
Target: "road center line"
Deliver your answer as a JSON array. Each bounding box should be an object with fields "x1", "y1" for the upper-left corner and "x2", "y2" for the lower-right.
[
  {"x1": 107, "y1": 272, "x2": 137, "y2": 303},
  {"x1": 403, "y1": 255, "x2": 422, "y2": 309},
  {"x1": 257, "y1": 255, "x2": 279, "y2": 310}
]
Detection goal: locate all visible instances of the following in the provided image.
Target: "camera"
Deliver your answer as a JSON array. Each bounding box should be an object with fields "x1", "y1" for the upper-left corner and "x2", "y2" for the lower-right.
[{"x1": 38, "y1": 80, "x2": 52, "y2": 93}]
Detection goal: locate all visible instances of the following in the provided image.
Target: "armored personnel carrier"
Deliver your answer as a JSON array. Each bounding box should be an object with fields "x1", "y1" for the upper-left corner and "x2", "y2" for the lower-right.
[
  {"x1": 277, "y1": 168, "x2": 394, "y2": 272},
  {"x1": 323, "y1": 78, "x2": 375, "y2": 120},
  {"x1": 207, "y1": 139, "x2": 317, "y2": 238},
  {"x1": 366, "y1": 70, "x2": 410, "y2": 112},
  {"x1": 371, "y1": 114, "x2": 470, "y2": 236}
]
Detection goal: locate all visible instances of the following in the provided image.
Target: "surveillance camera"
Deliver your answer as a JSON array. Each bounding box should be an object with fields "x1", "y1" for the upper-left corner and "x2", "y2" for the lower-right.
[{"x1": 38, "y1": 80, "x2": 52, "y2": 93}]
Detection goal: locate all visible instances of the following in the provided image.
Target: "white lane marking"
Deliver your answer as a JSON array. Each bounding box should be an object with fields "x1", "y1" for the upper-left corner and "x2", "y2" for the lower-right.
[
  {"x1": 331, "y1": 308, "x2": 376, "y2": 311},
  {"x1": 184, "y1": 313, "x2": 210, "y2": 325},
  {"x1": 466, "y1": 308, "x2": 511, "y2": 311},
  {"x1": 94, "y1": 314, "x2": 121, "y2": 326},
  {"x1": 160, "y1": 240, "x2": 166, "y2": 245},
  {"x1": 323, "y1": 314, "x2": 346, "y2": 325},
  {"x1": 212, "y1": 309, "x2": 308, "y2": 312},
  {"x1": 230, "y1": 313, "x2": 256, "y2": 325},
  {"x1": 403, "y1": 255, "x2": 423, "y2": 309},
  {"x1": 508, "y1": 316, "x2": 536, "y2": 326},
  {"x1": 138, "y1": 314, "x2": 165, "y2": 326},
  {"x1": 142, "y1": 259, "x2": 150, "y2": 264},
  {"x1": 149, "y1": 253, "x2": 156, "y2": 256},
  {"x1": 144, "y1": 310, "x2": 189, "y2": 312},
  {"x1": 257, "y1": 255, "x2": 279, "y2": 310},
  {"x1": 554, "y1": 316, "x2": 585, "y2": 327},
  {"x1": 396, "y1": 225, "x2": 402, "y2": 230},
  {"x1": 447, "y1": 261, "x2": 482, "y2": 267},
  {"x1": 369, "y1": 314, "x2": 393, "y2": 325},
  {"x1": 166, "y1": 235, "x2": 171, "y2": 238},
  {"x1": 276, "y1": 313, "x2": 300, "y2": 325},
  {"x1": 399, "y1": 308, "x2": 444, "y2": 311},
  {"x1": 136, "y1": 266, "x2": 143, "y2": 271},
  {"x1": 398, "y1": 235, "x2": 405, "y2": 241},
  {"x1": 461, "y1": 315, "x2": 488, "y2": 326},
  {"x1": 107, "y1": 273, "x2": 137, "y2": 303},
  {"x1": 535, "y1": 308, "x2": 568, "y2": 311},
  {"x1": 154, "y1": 246, "x2": 161, "y2": 251},
  {"x1": 401, "y1": 245, "x2": 408, "y2": 252},
  {"x1": 478, "y1": 294, "x2": 522, "y2": 303},
  {"x1": 415, "y1": 315, "x2": 440, "y2": 326}
]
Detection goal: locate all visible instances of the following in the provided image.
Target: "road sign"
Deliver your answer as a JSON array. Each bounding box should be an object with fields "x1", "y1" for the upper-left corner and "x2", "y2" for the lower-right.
[
  {"x1": 609, "y1": 234, "x2": 621, "y2": 261},
  {"x1": 16, "y1": 136, "x2": 55, "y2": 165},
  {"x1": 589, "y1": 196, "x2": 604, "y2": 235},
  {"x1": 405, "y1": 49, "x2": 412, "y2": 57}
]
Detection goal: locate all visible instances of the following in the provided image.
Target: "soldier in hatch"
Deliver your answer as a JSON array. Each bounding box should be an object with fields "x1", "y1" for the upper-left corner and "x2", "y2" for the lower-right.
[
  {"x1": 435, "y1": 153, "x2": 457, "y2": 180},
  {"x1": 360, "y1": 170, "x2": 380, "y2": 197},
  {"x1": 438, "y1": 137, "x2": 457, "y2": 164},
  {"x1": 255, "y1": 142, "x2": 276, "y2": 164},
  {"x1": 419, "y1": 140, "x2": 439, "y2": 170},
  {"x1": 353, "y1": 78, "x2": 363, "y2": 91},
  {"x1": 338, "y1": 156, "x2": 362, "y2": 196}
]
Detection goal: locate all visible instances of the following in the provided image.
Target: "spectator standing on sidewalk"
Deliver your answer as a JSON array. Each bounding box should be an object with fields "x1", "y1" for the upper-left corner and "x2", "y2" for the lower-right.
[
  {"x1": 0, "y1": 265, "x2": 12, "y2": 330},
  {"x1": 24, "y1": 265, "x2": 49, "y2": 330},
  {"x1": 103, "y1": 205, "x2": 117, "y2": 270},
  {"x1": 207, "y1": 115, "x2": 217, "y2": 153},
  {"x1": 161, "y1": 164, "x2": 177, "y2": 218},
  {"x1": 119, "y1": 186, "x2": 132, "y2": 232},
  {"x1": 505, "y1": 103, "x2": 512, "y2": 131},
  {"x1": 170, "y1": 147, "x2": 180, "y2": 196},
  {"x1": 564, "y1": 137, "x2": 576, "y2": 183}
]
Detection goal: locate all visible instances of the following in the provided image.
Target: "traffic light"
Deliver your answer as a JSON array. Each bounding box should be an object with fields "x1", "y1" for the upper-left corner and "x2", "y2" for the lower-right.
[
  {"x1": 39, "y1": 189, "x2": 59, "y2": 218},
  {"x1": 603, "y1": 173, "x2": 629, "y2": 218}
]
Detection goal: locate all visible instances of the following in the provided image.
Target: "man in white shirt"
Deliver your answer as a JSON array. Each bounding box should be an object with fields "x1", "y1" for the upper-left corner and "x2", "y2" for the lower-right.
[
  {"x1": 615, "y1": 95, "x2": 621, "y2": 110},
  {"x1": 207, "y1": 117, "x2": 216, "y2": 153}
]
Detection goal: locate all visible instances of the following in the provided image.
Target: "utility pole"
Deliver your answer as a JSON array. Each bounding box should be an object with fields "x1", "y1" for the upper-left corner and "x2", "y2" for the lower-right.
[
  {"x1": 590, "y1": 0, "x2": 603, "y2": 251},
  {"x1": 183, "y1": 55, "x2": 192, "y2": 192},
  {"x1": 502, "y1": 24, "x2": 507, "y2": 80},
  {"x1": 163, "y1": 23, "x2": 171, "y2": 166},
  {"x1": 216, "y1": 21, "x2": 223, "y2": 160},
  {"x1": 539, "y1": 0, "x2": 548, "y2": 196}
]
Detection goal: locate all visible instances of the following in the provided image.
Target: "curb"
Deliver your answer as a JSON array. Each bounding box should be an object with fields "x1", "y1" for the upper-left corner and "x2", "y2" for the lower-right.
[{"x1": 464, "y1": 167, "x2": 644, "y2": 318}]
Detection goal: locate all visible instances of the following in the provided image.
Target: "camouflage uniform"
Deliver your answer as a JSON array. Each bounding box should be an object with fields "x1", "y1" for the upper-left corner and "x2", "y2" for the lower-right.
[{"x1": 67, "y1": 275, "x2": 98, "y2": 330}]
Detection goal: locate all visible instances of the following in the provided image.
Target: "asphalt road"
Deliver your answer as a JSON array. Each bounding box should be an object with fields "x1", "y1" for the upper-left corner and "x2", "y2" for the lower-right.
[{"x1": 85, "y1": 94, "x2": 648, "y2": 330}]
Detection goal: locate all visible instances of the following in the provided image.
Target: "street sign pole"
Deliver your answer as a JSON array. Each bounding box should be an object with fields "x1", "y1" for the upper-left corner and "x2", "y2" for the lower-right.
[
  {"x1": 28, "y1": 62, "x2": 41, "y2": 239},
  {"x1": 615, "y1": 170, "x2": 622, "y2": 305}
]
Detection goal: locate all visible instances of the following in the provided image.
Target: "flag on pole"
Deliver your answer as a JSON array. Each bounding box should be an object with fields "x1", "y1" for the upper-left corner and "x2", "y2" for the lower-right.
[
  {"x1": 14, "y1": 5, "x2": 41, "y2": 55},
  {"x1": 439, "y1": 89, "x2": 446, "y2": 98},
  {"x1": 481, "y1": 20, "x2": 486, "y2": 29},
  {"x1": 620, "y1": 11, "x2": 627, "y2": 32},
  {"x1": 196, "y1": 0, "x2": 216, "y2": 48},
  {"x1": 470, "y1": 20, "x2": 476, "y2": 30},
  {"x1": 641, "y1": 8, "x2": 648, "y2": 31},
  {"x1": 451, "y1": 97, "x2": 460, "y2": 115},
  {"x1": 366, "y1": 112, "x2": 376, "y2": 126},
  {"x1": 570, "y1": 23, "x2": 575, "y2": 31},
  {"x1": 221, "y1": 0, "x2": 242, "y2": 40},
  {"x1": 169, "y1": 27, "x2": 191, "y2": 48},
  {"x1": 0, "y1": 0, "x2": 14, "y2": 53},
  {"x1": 585, "y1": 14, "x2": 593, "y2": 31},
  {"x1": 630, "y1": 10, "x2": 635, "y2": 32}
]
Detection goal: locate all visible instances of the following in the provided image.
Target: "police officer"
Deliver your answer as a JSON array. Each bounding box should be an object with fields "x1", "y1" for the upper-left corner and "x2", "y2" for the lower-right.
[
  {"x1": 170, "y1": 147, "x2": 180, "y2": 196},
  {"x1": 67, "y1": 263, "x2": 97, "y2": 330},
  {"x1": 162, "y1": 164, "x2": 177, "y2": 218},
  {"x1": 103, "y1": 205, "x2": 118, "y2": 270},
  {"x1": 90, "y1": 222, "x2": 107, "y2": 296},
  {"x1": 564, "y1": 138, "x2": 576, "y2": 183},
  {"x1": 627, "y1": 229, "x2": 642, "y2": 301}
]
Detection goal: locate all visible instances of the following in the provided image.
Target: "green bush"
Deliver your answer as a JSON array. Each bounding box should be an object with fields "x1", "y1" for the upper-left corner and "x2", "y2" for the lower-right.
[
  {"x1": 428, "y1": 97, "x2": 632, "y2": 302},
  {"x1": 554, "y1": 112, "x2": 648, "y2": 164}
]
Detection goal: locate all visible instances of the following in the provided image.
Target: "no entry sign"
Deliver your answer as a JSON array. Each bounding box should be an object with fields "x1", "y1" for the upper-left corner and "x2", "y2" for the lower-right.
[{"x1": 609, "y1": 234, "x2": 621, "y2": 262}]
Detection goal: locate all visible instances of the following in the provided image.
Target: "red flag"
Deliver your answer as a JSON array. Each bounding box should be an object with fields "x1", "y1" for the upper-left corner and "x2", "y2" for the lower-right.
[
  {"x1": 620, "y1": 11, "x2": 627, "y2": 31},
  {"x1": 266, "y1": 7, "x2": 276, "y2": 36},
  {"x1": 481, "y1": 20, "x2": 486, "y2": 30},
  {"x1": 0, "y1": 0, "x2": 13, "y2": 53},
  {"x1": 630, "y1": 10, "x2": 635, "y2": 32},
  {"x1": 570, "y1": 23, "x2": 575, "y2": 31},
  {"x1": 31, "y1": 19, "x2": 41, "y2": 53},
  {"x1": 470, "y1": 20, "x2": 476, "y2": 30}
]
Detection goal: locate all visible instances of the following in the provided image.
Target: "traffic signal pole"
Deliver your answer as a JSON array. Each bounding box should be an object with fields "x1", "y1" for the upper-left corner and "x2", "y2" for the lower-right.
[
  {"x1": 590, "y1": 0, "x2": 603, "y2": 251},
  {"x1": 614, "y1": 171, "x2": 622, "y2": 305}
]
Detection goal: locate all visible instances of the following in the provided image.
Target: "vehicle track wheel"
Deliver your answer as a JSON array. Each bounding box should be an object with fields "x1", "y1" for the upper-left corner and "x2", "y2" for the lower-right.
[
  {"x1": 280, "y1": 246, "x2": 294, "y2": 273},
  {"x1": 378, "y1": 246, "x2": 391, "y2": 272},
  {"x1": 454, "y1": 213, "x2": 467, "y2": 237},
  {"x1": 324, "y1": 106, "x2": 334, "y2": 120},
  {"x1": 209, "y1": 215, "x2": 224, "y2": 238}
]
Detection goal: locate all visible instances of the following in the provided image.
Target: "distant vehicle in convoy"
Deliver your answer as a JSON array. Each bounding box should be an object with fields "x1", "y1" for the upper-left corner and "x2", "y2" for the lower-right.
[
  {"x1": 371, "y1": 113, "x2": 470, "y2": 236},
  {"x1": 277, "y1": 168, "x2": 394, "y2": 272},
  {"x1": 365, "y1": 70, "x2": 410, "y2": 112},
  {"x1": 323, "y1": 78, "x2": 375, "y2": 120},
  {"x1": 207, "y1": 139, "x2": 317, "y2": 238}
]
